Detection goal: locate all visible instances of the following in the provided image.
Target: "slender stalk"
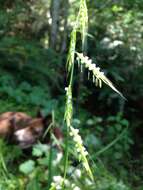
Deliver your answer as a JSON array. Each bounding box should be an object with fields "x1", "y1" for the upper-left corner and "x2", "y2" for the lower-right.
[
  {"x1": 94, "y1": 128, "x2": 127, "y2": 157},
  {"x1": 63, "y1": 56, "x2": 75, "y2": 188},
  {"x1": 48, "y1": 146, "x2": 53, "y2": 189},
  {"x1": 62, "y1": 124, "x2": 69, "y2": 189}
]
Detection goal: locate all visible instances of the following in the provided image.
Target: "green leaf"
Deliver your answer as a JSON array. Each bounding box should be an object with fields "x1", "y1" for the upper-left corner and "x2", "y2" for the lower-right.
[
  {"x1": 19, "y1": 160, "x2": 35, "y2": 174},
  {"x1": 115, "y1": 124, "x2": 122, "y2": 131},
  {"x1": 121, "y1": 119, "x2": 129, "y2": 127},
  {"x1": 38, "y1": 157, "x2": 49, "y2": 166},
  {"x1": 32, "y1": 144, "x2": 49, "y2": 157},
  {"x1": 114, "y1": 152, "x2": 122, "y2": 159}
]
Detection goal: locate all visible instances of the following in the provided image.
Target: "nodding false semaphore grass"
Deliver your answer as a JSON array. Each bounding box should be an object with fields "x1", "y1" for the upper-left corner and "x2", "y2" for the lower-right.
[
  {"x1": 50, "y1": 0, "x2": 125, "y2": 188},
  {"x1": 62, "y1": 0, "x2": 94, "y2": 186}
]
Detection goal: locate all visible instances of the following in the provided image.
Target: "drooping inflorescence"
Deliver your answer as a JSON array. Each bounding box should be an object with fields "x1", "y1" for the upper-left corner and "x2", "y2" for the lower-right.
[{"x1": 76, "y1": 52, "x2": 125, "y2": 99}]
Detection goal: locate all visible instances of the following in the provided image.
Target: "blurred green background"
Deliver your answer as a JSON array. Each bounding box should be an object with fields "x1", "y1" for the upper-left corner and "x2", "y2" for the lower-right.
[{"x1": 0, "y1": 0, "x2": 142, "y2": 189}]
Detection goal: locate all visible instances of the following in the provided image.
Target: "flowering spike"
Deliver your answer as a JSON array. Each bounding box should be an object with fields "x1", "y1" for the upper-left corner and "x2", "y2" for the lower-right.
[
  {"x1": 76, "y1": 52, "x2": 126, "y2": 99},
  {"x1": 69, "y1": 126, "x2": 94, "y2": 180}
]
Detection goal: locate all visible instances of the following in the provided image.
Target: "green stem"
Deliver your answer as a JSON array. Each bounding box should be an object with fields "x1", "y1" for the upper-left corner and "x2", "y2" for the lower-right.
[
  {"x1": 48, "y1": 111, "x2": 55, "y2": 188},
  {"x1": 62, "y1": 124, "x2": 69, "y2": 189},
  {"x1": 48, "y1": 139, "x2": 53, "y2": 189},
  {"x1": 94, "y1": 128, "x2": 127, "y2": 158},
  {"x1": 63, "y1": 45, "x2": 75, "y2": 189},
  {"x1": 69, "y1": 56, "x2": 75, "y2": 86}
]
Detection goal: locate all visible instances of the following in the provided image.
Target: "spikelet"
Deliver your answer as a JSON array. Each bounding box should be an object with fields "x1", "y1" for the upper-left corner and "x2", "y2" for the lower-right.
[
  {"x1": 69, "y1": 126, "x2": 94, "y2": 180},
  {"x1": 66, "y1": 29, "x2": 77, "y2": 73},
  {"x1": 64, "y1": 85, "x2": 73, "y2": 127},
  {"x1": 78, "y1": 0, "x2": 88, "y2": 46},
  {"x1": 76, "y1": 52, "x2": 125, "y2": 99}
]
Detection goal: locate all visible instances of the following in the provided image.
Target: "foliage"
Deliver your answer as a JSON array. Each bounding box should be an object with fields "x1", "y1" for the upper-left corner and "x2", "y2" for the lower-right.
[
  {"x1": 87, "y1": 1, "x2": 143, "y2": 104},
  {"x1": 85, "y1": 113, "x2": 133, "y2": 171},
  {"x1": 0, "y1": 0, "x2": 142, "y2": 189},
  {"x1": 0, "y1": 74, "x2": 61, "y2": 116},
  {"x1": 0, "y1": 139, "x2": 131, "y2": 190}
]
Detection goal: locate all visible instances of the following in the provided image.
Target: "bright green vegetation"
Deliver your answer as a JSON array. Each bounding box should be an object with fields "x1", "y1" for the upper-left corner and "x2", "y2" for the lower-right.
[{"x1": 0, "y1": 0, "x2": 143, "y2": 189}]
